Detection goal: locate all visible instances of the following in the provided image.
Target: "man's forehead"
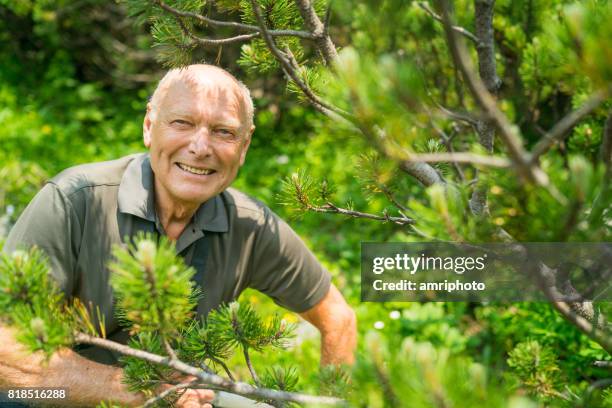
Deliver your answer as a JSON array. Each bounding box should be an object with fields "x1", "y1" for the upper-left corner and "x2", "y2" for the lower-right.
[{"x1": 158, "y1": 75, "x2": 243, "y2": 113}]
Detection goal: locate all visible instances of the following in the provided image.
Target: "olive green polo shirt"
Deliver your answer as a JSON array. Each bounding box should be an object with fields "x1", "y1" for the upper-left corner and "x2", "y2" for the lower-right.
[{"x1": 4, "y1": 153, "x2": 330, "y2": 364}]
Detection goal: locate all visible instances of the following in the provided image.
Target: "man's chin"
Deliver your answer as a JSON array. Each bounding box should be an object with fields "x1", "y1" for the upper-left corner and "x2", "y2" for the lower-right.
[{"x1": 169, "y1": 187, "x2": 218, "y2": 206}]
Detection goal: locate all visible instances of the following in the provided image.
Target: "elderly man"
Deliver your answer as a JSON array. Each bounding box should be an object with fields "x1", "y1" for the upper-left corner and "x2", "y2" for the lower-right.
[{"x1": 0, "y1": 65, "x2": 357, "y2": 407}]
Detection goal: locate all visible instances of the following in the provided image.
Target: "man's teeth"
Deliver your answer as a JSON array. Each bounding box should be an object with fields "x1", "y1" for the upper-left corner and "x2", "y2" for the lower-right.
[{"x1": 178, "y1": 163, "x2": 213, "y2": 175}]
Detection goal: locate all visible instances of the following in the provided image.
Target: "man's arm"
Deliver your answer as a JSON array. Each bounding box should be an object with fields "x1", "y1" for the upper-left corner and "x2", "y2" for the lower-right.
[
  {"x1": 299, "y1": 284, "x2": 357, "y2": 366},
  {"x1": 0, "y1": 323, "x2": 146, "y2": 407}
]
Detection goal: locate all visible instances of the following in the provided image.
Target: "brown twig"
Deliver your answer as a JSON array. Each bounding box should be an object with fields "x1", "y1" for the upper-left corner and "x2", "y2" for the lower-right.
[
  {"x1": 529, "y1": 89, "x2": 609, "y2": 164},
  {"x1": 435, "y1": 103, "x2": 478, "y2": 126},
  {"x1": 418, "y1": 2, "x2": 479, "y2": 45},
  {"x1": 208, "y1": 355, "x2": 236, "y2": 382},
  {"x1": 154, "y1": 0, "x2": 315, "y2": 39},
  {"x1": 163, "y1": 338, "x2": 178, "y2": 361},
  {"x1": 243, "y1": 347, "x2": 261, "y2": 386},
  {"x1": 306, "y1": 202, "x2": 415, "y2": 225}
]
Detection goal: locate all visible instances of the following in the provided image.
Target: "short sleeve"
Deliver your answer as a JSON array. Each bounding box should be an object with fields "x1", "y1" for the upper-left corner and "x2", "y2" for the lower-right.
[
  {"x1": 248, "y1": 208, "x2": 331, "y2": 313},
  {"x1": 3, "y1": 182, "x2": 81, "y2": 296}
]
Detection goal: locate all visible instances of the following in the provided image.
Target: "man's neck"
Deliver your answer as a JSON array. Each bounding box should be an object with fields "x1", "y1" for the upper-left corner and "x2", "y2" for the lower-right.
[{"x1": 154, "y1": 183, "x2": 200, "y2": 241}]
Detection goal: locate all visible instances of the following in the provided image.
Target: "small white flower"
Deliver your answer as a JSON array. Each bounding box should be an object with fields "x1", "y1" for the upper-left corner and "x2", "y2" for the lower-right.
[
  {"x1": 275, "y1": 155, "x2": 289, "y2": 165},
  {"x1": 374, "y1": 321, "x2": 385, "y2": 330},
  {"x1": 389, "y1": 310, "x2": 401, "y2": 320}
]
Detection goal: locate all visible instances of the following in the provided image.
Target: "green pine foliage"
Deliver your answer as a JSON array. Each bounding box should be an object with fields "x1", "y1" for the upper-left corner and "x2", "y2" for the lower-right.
[
  {"x1": 121, "y1": 332, "x2": 177, "y2": 395},
  {"x1": 507, "y1": 340, "x2": 564, "y2": 402},
  {"x1": 208, "y1": 301, "x2": 296, "y2": 352},
  {"x1": 109, "y1": 233, "x2": 200, "y2": 337},
  {"x1": 0, "y1": 248, "x2": 72, "y2": 357},
  {"x1": 1, "y1": 235, "x2": 304, "y2": 405}
]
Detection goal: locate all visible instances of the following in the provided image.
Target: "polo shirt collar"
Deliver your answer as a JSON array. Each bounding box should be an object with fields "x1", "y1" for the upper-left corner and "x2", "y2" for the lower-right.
[{"x1": 117, "y1": 153, "x2": 229, "y2": 233}]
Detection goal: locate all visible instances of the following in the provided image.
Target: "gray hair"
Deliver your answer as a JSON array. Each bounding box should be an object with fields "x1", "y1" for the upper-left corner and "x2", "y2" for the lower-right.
[{"x1": 149, "y1": 64, "x2": 255, "y2": 132}]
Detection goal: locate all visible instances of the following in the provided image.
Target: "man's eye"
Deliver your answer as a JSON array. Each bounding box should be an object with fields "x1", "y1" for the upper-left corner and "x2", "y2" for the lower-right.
[
  {"x1": 171, "y1": 120, "x2": 192, "y2": 126},
  {"x1": 215, "y1": 129, "x2": 234, "y2": 136}
]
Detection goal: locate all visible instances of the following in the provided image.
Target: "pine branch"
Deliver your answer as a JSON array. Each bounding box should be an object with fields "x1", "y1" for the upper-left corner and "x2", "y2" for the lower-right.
[
  {"x1": 531, "y1": 261, "x2": 612, "y2": 354},
  {"x1": 399, "y1": 161, "x2": 445, "y2": 186},
  {"x1": 438, "y1": 0, "x2": 547, "y2": 186},
  {"x1": 418, "y1": 2, "x2": 479, "y2": 45},
  {"x1": 171, "y1": 12, "x2": 260, "y2": 47},
  {"x1": 431, "y1": 123, "x2": 466, "y2": 181},
  {"x1": 378, "y1": 184, "x2": 410, "y2": 213},
  {"x1": 470, "y1": 0, "x2": 500, "y2": 215},
  {"x1": 163, "y1": 338, "x2": 178, "y2": 361},
  {"x1": 74, "y1": 332, "x2": 346, "y2": 406},
  {"x1": 209, "y1": 355, "x2": 236, "y2": 382},
  {"x1": 153, "y1": 0, "x2": 315, "y2": 39},
  {"x1": 294, "y1": 0, "x2": 339, "y2": 65},
  {"x1": 246, "y1": 0, "x2": 445, "y2": 188},
  {"x1": 435, "y1": 103, "x2": 478, "y2": 126},
  {"x1": 249, "y1": 0, "x2": 346, "y2": 120},
  {"x1": 308, "y1": 202, "x2": 415, "y2": 225},
  {"x1": 473, "y1": 0, "x2": 501, "y2": 96},
  {"x1": 403, "y1": 152, "x2": 511, "y2": 167},
  {"x1": 243, "y1": 347, "x2": 261, "y2": 386},
  {"x1": 529, "y1": 89, "x2": 609, "y2": 164}
]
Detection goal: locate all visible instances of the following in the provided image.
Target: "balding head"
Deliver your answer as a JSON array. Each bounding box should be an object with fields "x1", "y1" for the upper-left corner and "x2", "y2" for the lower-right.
[{"x1": 149, "y1": 64, "x2": 254, "y2": 133}]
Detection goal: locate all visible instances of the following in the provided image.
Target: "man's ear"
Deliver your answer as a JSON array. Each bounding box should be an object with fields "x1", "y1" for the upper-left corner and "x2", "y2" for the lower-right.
[
  {"x1": 143, "y1": 103, "x2": 153, "y2": 148},
  {"x1": 239, "y1": 125, "x2": 255, "y2": 166}
]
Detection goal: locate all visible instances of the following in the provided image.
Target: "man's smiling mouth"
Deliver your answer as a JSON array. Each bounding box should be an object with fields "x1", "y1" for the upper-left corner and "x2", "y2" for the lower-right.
[{"x1": 176, "y1": 163, "x2": 216, "y2": 176}]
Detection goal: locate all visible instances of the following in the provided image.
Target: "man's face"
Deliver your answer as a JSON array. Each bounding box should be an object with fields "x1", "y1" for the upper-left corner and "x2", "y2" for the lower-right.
[{"x1": 143, "y1": 76, "x2": 252, "y2": 207}]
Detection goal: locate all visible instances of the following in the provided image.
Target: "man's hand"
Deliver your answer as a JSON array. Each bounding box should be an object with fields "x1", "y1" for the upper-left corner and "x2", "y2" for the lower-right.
[
  {"x1": 0, "y1": 323, "x2": 146, "y2": 407},
  {"x1": 299, "y1": 283, "x2": 357, "y2": 366},
  {"x1": 159, "y1": 375, "x2": 215, "y2": 408}
]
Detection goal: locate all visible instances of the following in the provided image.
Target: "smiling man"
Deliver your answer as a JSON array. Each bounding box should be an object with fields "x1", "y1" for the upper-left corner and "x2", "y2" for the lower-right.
[{"x1": 1, "y1": 65, "x2": 356, "y2": 407}]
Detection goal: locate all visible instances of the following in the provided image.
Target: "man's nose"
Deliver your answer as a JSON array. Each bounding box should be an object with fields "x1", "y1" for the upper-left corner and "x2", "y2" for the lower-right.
[{"x1": 189, "y1": 127, "x2": 213, "y2": 158}]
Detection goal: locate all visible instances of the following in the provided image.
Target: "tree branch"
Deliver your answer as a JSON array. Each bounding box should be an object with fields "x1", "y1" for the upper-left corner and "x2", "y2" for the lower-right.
[
  {"x1": 534, "y1": 264, "x2": 612, "y2": 354},
  {"x1": 418, "y1": 2, "x2": 480, "y2": 45},
  {"x1": 294, "y1": 0, "x2": 339, "y2": 65},
  {"x1": 403, "y1": 152, "x2": 511, "y2": 167},
  {"x1": 473, "y1": 0, "x2": 501, "y2": 95},
  {"x1": 439, "y1": 0, "x2": 547, "y2": 186},
  {"x1": 431, "y1": 123, "x2": 466, "y2": 181},
  {"x1": 209, "y1": 355, "x2": 236, "y2": 382},
  {"x1": 470, "y1": 0, "x2": 500, "y2": 215},
  {"x1": 163, "y1": 338, "x2": 178, "y2": 361},
  {"x1": 305, "y1": 201, "x2": 415, "y2": 225},
  {"x1": 435, "y1": 103, "x2": 478, "y2": 126},
  {"x1": 154, "y1": 0, "x2": 315, "y2": 39},
  {"x1": 249, "y1": 0, "x2": 346, "y2": 120},
  {"x1": 74, "y1": 332, "x2": 346, "y2": 406},
  {"x1": 243, "y1": 347, "x2": 261, "y2": 386},
  {"x1": 529, "y1": 89, "x2": 609, "y2": 164},
  {"x1": 399, "y1": 161, "x2": 445, "y2": 186}
]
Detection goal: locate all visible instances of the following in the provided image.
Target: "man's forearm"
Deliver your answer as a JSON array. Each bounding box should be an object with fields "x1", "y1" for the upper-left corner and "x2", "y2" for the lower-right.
[
  {"x1": 299, "y1": 284, "x2": 357, "y2": 367},
  {"x1": 0, "y1": 324, "x2": 145, "y2": 407},
  {"x1": 320, "y1": 310, "x2": 357, "y2": 366}
]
